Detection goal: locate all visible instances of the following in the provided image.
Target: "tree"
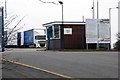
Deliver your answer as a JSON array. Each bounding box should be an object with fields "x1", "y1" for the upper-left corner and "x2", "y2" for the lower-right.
[
  {"x1": 4, "y1": 14, "x2": 26, "y2": 46},
  {"x1": 114, "y1": 33, "x2": 120, "y2": 51},
  {"x1": 0, "y1": 0, "x2": 26, "y2": 46}
]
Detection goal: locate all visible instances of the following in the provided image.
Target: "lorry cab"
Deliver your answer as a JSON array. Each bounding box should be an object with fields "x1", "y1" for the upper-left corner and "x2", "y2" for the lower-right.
[
  {"x1": 35, "y1": 35, "x2": 46, "y2": 48},
  {"x1": 34, "y1": 29, "x2": 46, "y2": 48},
  {"x1": 23, "y1": 29, "x2": 46, "y2": 48}
]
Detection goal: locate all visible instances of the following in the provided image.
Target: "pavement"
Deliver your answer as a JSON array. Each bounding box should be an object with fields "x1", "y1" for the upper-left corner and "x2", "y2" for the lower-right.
[{"x1": 2, "y1": 48, "x2": 118, "y2": 78}]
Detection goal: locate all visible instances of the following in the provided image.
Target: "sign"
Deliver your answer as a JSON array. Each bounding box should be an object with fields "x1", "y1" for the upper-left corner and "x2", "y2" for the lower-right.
[
  {"x1": 86, "y1": 19, "x2": 98, "y2": 43},
  {"x1": 64, "y1": 28, "x2": 72, "y2": 35},
  {"x1": 86, "y1": 19, "x2": 110, "y2": 43}
]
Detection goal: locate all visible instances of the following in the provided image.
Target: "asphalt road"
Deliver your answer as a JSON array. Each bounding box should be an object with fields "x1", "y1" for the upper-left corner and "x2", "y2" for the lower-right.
[
  {"x1": 2, "y1": 60, "x2": 62, "y2": 78},
  {"x1": 3, "y1": 48, "x2": 118, "y2": 78}
]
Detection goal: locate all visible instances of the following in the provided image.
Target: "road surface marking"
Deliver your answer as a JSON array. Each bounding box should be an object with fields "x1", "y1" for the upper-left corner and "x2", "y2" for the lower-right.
[{"x1": 2, "y1": 59, "x2": 73, "y2": 79}]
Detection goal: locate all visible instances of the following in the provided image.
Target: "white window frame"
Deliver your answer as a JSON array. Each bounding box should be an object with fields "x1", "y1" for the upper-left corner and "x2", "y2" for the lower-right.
[{"x1": 53, "y1": 25, "x2": 61, "y2": 39}]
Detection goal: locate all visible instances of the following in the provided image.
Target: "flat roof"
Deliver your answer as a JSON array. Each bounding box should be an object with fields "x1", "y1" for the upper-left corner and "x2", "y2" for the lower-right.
[{"x1": 43, "y1": 21, "x2": 86, "y2": 27}]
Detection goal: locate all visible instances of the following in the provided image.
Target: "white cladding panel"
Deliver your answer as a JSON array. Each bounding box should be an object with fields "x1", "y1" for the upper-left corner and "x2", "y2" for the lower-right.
[
  {"x1": 7, "y1": 35, "x2": 17, "y2": 45},
  {"x1": 7, "y1": 30, "x2": 17, "y2": 45},
  {"x1": 86, "y1": 19, "x2": 110, "y2": 43}
]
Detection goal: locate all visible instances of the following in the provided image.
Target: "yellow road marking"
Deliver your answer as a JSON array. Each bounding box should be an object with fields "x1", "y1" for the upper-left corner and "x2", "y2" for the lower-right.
[{"x1": 2, "y1": 59, "x2": 73, "y2": 79}]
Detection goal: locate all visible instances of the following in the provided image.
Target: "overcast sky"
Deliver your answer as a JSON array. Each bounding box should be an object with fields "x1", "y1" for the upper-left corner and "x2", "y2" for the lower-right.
[{"x1": 0, "y1": 0, "x2": 119, "y2": 47}]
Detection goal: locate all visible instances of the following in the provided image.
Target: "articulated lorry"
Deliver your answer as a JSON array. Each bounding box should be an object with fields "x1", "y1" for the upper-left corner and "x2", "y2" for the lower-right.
[{"x1": 17, "y1": 29, "x2": 46, "y2": 48}]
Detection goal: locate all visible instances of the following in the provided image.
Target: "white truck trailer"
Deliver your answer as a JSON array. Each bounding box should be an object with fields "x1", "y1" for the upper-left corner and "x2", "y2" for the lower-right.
[{"x1": 18, "y1": 29, "x2": 46, "y2": 48}]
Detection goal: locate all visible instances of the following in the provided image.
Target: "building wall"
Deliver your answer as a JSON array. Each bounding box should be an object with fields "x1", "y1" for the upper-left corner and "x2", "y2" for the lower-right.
[
  {"x1": 44, "y1": 22, "x2": 86, "y2": 50},
  {"x1": 50, "y1": 39, "x2": 61, "y2": 50},
  {"x1": 63, "y1": 24, "x2": 86, "y2": 49}
]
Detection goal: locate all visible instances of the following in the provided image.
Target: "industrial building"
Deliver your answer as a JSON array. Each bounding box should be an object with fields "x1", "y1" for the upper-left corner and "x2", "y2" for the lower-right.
[
  {"x1": 43, "y1": 21, "x2": 86, "y2": 50},
  {"x1": 43, "y1": 20, "x2": 110, "y2": 50}
]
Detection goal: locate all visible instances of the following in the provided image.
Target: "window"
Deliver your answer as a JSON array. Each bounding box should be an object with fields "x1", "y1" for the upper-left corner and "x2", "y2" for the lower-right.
[
  {"x1": 47, "y1": 25, "x2": 60, "y2": 39},
  {"x1": 54, "y1": 25, "x2": 60, "y2": 39},
  {"x1": 47, "y1": 26, "x2": 53, "y2": 38},
  {"x1": 35, "y1": 35, "x2": 46, "y2": 40}
]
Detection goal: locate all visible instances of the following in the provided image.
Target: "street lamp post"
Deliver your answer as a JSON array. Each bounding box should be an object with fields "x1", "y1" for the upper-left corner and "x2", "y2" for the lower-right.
[
  {"x1": 96, "y1": 20, "x2": 99, "y2": 50},
  {"x1": 96, "y1": 0, "x2": 99, "y2": 50},
  {"x1": 58, "y1": 1, "x2": 64, "y2": 49},
  {"x1": 109, "y1": 7, "x2": 118, "y2": 49},
  {"x1": 58, "y1": 1, "x2": 63, "y2": 23},
  {"x1": 39, "y1": 0, "x2": 64, "y2": 49}
]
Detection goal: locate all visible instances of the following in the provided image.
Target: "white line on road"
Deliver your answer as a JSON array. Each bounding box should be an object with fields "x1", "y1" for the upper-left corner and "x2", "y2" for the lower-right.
[{"x1": 2, "y1": 59, "x2": 73, "y2": 79}]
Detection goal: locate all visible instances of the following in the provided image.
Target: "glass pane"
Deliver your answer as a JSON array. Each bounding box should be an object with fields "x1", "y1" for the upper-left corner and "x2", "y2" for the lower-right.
[
  {"x1": 54, "y1": 25, "x2": 59, "y2": 38},
  {"x1": 35, "y1": 35, "x2": 46, "y2": 40}
]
